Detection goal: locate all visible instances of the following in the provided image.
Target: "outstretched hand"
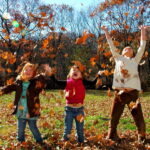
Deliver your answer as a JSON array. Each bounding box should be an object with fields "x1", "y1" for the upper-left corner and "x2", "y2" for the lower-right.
[
  {"x1": 138, "y1": 25, "x2": 150, "y2": 30},
  {"x1": 43, "y1": 64, "x2": 52, "y2": 76},
  {"x1": 101, "y1": 26, "x2": 108, "y2": 32}
]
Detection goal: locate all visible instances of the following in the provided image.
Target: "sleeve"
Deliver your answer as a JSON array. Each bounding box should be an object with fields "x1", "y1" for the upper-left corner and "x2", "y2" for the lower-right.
[
  {"x1": 0, "y1": 82, "x2": 17, "y2": 95},
  {"x1": 49, "y1": 75, "x2": 67, "y2": 89},
  {"x1": 134, "y1": 40, "x2": 146, "y2": 64},
  {"x1": 64, "y1": 80, "x2": 74, "y2": 99},
  {"x1": 83, "y1": 76, "x2": 99, "y2": 88},
  {"x1": 107, "y1": 39, "x2": 121, "y2": 59}
]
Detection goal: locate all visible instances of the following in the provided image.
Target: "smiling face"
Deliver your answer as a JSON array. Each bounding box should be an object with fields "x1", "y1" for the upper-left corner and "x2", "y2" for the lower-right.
[
  {"x1": 68, "y1": 66, "x2": 82, "y2": 80},
  {"x1": 21, "y1": 63, "x2": 36, "y2": 81},
  {"x1": 122, "y1": 47, "x2": 134, "y2": 58}
]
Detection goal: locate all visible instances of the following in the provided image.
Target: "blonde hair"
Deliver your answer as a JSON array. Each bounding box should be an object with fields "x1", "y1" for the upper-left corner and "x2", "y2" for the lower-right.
[
  {"x1": 67, "y1": 65, "x2": 83, "y2": 79},
  {"x1": 17, "y1": 62, "x2": 37, "y2": 80}
]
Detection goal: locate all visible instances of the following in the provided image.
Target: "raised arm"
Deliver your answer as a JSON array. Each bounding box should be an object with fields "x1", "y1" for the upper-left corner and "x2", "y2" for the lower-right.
[
  {"x1": 134, "y1": 26, "x2": 148, "y2": 64},
  {"x1": 101, "y1": 26, "x2": 120, "y2": 58},
  {"x1": 49, "y1": 75, "x2": 67, "y2": 89},
  {"x1": 0, "y1": 83, "x2": 16, "y2": 95},
  {"x1": 82, "y1": 72, "x2": 102, "y2": 89}
]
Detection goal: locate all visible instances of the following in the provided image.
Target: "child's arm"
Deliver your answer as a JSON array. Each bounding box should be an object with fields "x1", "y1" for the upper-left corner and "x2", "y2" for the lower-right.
[
  {"x1": 101, "y1": 26, "x2": 120, "y2": 58},
  {"x1": 41, "y1": 64, "x2": 67, "y2": 89},
  {"x1": 83, "y1": 71, "x2": 102, "y2": 88},
  {"x1": 0, "y1": 82, "x2": 17, "y2": 95},
  {"x1": 50, "y1": 75, "x2": 67, "y2": 89},
  {"x1": 134, "y1": 26, "x2": 148, "y2": 64}
]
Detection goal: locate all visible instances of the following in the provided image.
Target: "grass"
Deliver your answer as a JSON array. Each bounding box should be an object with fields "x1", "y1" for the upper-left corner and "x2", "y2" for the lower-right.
[{"x1": 0, "y1": 90, "x2": 150, "y2": 148}]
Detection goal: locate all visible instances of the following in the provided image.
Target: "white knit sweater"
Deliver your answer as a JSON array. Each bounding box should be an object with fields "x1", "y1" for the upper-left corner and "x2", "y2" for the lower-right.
[{"x1": 107, "y1": 39, "x2": 146, "y2": 91}]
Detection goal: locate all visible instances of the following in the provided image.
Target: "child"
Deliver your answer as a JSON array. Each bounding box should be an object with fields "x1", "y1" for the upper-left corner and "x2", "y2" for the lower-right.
[
  {"x1": 51, "y1": 65, "x2": 101, "y2": 143},
  {"x1": 0, "y1": 62, "x2": 52, "y2": 145},
  {"x1": 101, "y1": 25, "x2": 148, "y2": 143}
]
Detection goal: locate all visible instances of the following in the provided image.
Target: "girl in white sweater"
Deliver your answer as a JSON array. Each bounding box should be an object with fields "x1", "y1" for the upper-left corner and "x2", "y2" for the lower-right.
[{"x1": 101, "y1": 25, "x2": 148, "y2": 143}]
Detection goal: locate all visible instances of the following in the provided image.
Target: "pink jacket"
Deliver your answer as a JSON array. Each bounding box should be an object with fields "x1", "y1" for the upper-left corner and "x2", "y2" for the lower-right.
[{"x1": 65, "y1": 78, "x2": 85, "y2": 104}]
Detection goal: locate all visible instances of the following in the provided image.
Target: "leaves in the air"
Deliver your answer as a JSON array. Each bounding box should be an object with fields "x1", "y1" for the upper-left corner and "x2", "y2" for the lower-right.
[{"x1": 75, "y1": 31, "x2": 95, "y2": 45}]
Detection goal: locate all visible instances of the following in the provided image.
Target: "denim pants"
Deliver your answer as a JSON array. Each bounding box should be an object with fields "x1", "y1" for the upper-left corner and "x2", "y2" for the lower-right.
[
  {"x1": 63, "y1": 106, "x2": 84, "y2": 143},
  {"x1": 17, "y1": 118, "x2": 43, "y2": 143}
]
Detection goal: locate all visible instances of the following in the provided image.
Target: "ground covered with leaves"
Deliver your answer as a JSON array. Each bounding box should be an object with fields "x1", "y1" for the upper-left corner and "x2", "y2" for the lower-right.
[{"x1": 0, "y1": 90, "x2": 150, "y2": 150}]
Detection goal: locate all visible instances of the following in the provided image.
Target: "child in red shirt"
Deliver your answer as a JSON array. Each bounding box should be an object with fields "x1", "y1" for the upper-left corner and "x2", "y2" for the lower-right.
[{"x1": 51, "y1": 65, "x2": 101, "y2": 143}]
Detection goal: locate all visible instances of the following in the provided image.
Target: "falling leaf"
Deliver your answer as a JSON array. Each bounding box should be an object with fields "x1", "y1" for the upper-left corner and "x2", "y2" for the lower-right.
[
  {"x1": 96, "y1": 78, "x2": 102, "y2": 88},
  {"x1": 124, "y1": 12, "x2": 129, "y2": 16},
  {"x1": 124, "y1": 25, "x2": 130, "y2": 29},
  {"x1": 107, "y1": 88, "x2": 112, "y2": 97},
  {"x1": 40, "y1": 12, "x2": 46, "y2": 17},
  {"x1": 103, "y1": 51, "x2": 112, "y2": 57},
  {"x1": 18, "y1": 105, "x2": 24, "y2": 110},
  {"x1": 72, "y1": 60, "x2": 86, "y2": 72},
  {"x1": 6, "y1": 77, "x2": 14, "y2": 85},
  {"x1": 101, "y1": 63, "x2": 107, "y2": 68},
  {"x1": 60, "y1": 27, "x2": 67, "y2": 31},
  {"x1": 7, "y1": 103, "x2": 14, "y2": 109},
  {"x1": 35, "y1": 81, "x2": 44, "y2": 88},
  {"x1": 76, "y1": 114, "x2": 84, "y2": 123}
]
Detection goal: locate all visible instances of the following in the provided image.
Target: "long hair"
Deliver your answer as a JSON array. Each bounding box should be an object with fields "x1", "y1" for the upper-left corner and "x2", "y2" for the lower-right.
[{"x1": 17, "y1": 62, "x2": 37, "y2": 80}]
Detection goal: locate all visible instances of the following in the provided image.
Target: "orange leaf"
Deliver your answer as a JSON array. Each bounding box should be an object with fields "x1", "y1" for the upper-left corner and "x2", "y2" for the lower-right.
[
  {"x1": 49, "y1": 27, "x2": 55, "y2": 31},
  {"x1": 101, "y1": 63, "x2": 107, "y2": 68},
  {"x1": 60, "y1": 27, "x2": 67, "y2": 31},
  {"x1": 64, "y1": 53, "x2": 68, "y2": 58},
  {"x1": 96, "y1": 78, "x2": 102, "y2": 88},
  {"x1": 2, "y1": 29, "x2": 7, "y2": 33},
  {"x1": 35, "y1": 81, "x2": 44, "y2": 88},
  {"x1": 103, "y1": 70, "x2": 110, "y2": 76},
  {"x1": 103, "y1": 51, "x2": 112, "y2": 57},
  {"x1": 124, "y1": 12, "x2": 129, "y2": 16},
  {"x1": 72, "y1": 60, "x2": 86, "y2": 72},
  {"x1": 6, "y1": 68, "x2": 12, "y2": 73},
  {"x1": 113, "y1": 40, "x2": 120, "y2": 47},
  {"x1": 76, "y1": 114, "x2": 84, "y2": 123},
  {"x1": 107, "y1": 88, "x2": 112, "y2": 97},
  {"x1": 6, "y1": 77, "x2": 14, "y2": 85},
  {"x1": 18, "y1": 105, "x2": 24, "y2": 110},
  {"x1": 42, "y1": 38, "x2": 49, "y2": 48},
  {"x1": 7, "y1": 103, "x2": 14, "y2": 109},
  {"x1": 40, "y1": 12, "x2": 46, "y2": 17},
  {"x1": 124, "y1": 25, "x2": 129, "y2": 29},
  {"x1": 4, "y1": 35, "x2": 10, "y2": 39}
]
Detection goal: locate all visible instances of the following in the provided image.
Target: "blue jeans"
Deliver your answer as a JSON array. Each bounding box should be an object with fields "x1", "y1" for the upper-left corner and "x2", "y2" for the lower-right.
[
  {"x1": 17, "y1": 118, "x2": 43, "y2": 143},
  {"x1": 63, "y1": 106, "x2": 84, "y2": 143}
]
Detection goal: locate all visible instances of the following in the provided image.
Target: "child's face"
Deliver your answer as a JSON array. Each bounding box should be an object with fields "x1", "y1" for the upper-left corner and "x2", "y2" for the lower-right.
[
  {"x1": 70, "y1": 67, "x2": 82, "y2": 80},
  {"x1": 122, "y1": 47, "x2": 134, "y2": 58},
  {"x1": 22, "y1": 66, "x2": 35, "y2": 80}
]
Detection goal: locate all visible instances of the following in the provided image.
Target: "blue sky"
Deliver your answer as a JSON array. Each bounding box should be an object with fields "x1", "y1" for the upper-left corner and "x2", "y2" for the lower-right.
[{"x1": 42, "y1": 0, "x2": 104, "y2": 10}]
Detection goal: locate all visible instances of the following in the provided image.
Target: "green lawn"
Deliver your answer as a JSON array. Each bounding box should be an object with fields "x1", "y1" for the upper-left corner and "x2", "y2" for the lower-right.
[{"x1": 0, "y1": 90, "x2": 150, "y2": 149}]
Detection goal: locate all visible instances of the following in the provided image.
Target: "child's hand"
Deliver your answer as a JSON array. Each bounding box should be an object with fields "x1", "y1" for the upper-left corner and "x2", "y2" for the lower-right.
[
  {"x1": 98, "y1": 70, "x2": 104, "y2": 76},
  {"x1": 101, "y1": 26, "x2": 108, "y2": 32},
  {"x1": 138, "y1": 25, "x2": 149, "y2": 30},
  {"x1": 65, "y1": 91, "x2": 70, "y2": 98},
  {"x1": 43, "y1": 64, "x2": 52, "y2": 76}
]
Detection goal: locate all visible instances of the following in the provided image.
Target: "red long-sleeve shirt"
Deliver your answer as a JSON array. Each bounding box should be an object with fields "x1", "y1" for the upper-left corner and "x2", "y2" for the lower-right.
[{"x1": 65, "y1": 78, "x2": 85, "y2": 104}]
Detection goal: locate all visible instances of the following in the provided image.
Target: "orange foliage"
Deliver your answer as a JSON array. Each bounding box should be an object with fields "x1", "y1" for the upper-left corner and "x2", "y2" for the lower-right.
[
  {"x1": 40, "y1": 12, "x2": 46, "y2": 17},
  {"x1": 90, "y1": 56, "x2": 99, "y2": 66},
  {"x1": 60, "y1": 27, "x2": 67, "y2": 31},
  {"x1": 72, "y1": 60, "x2": 86, "y2": 72},
  {"x1": 76, "y1": 114, "x2": 84, "y2": 123},
  {"x1": 75, "y1": 31, "x2": 95, "y2": 45},
  {"x1": 103, "y1": 51, "x2": 112, "y2": 57},
  {"x1": 124, "y1": 25, "x2": 130, "y2": 29},
  {"x1": 6, "y1": 77, "x2": 14, "y2": 85}
]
